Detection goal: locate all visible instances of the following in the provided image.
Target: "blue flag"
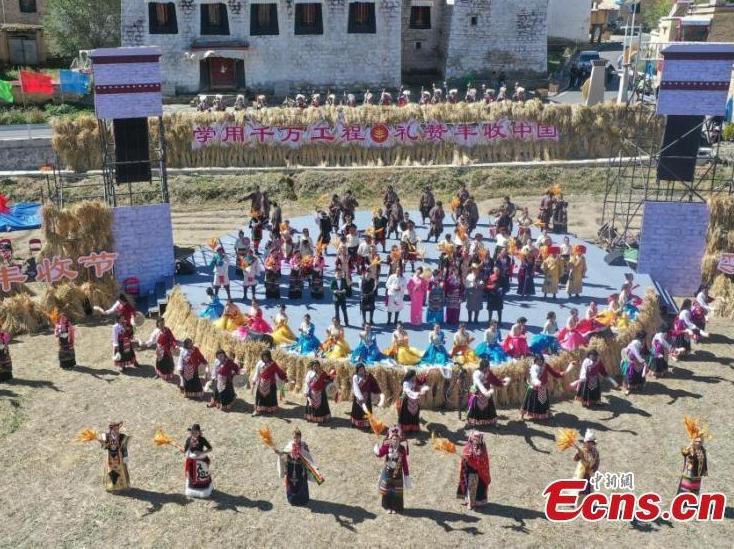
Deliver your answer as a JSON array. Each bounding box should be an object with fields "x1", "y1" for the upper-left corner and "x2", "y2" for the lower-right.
[{"x1": 59, "y1": 70, "x2": 90, "y2": 95}]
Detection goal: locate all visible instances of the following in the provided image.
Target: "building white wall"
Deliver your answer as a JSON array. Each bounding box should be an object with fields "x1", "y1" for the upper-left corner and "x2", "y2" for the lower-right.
[
  {"x1": 121, "y1": 0, "x2": 549, "y2": 93},
  {"x1": 444, "y1": 0, "x2": 549, "y2": 80},
  {"x1": 547, "y1": 0, "x2": 590, "y2": 42}
]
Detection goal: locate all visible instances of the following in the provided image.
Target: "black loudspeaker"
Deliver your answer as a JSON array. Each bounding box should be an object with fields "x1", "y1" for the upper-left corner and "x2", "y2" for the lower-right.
[
  {"x1": 604, "y1": 250, "x2": 625, "y2": 266},
  {"x1": 657, "y1": 115, "x2": 703, "y2": 183},
  {"x1": 113, "y1": 117, "x2": 151, "y2": 183}
]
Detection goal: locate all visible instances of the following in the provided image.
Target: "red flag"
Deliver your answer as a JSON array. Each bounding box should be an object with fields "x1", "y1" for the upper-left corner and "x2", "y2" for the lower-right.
[{"x1": 20, "y1": 70, "x2": 54, "y2": 95}]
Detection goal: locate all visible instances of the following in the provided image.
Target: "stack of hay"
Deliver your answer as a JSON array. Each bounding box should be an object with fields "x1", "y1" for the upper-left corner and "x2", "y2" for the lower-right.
[
  {"x1": 702, "y1": 195, "x2": 734, "y2": 318},
  {"x1": 51, "y1": 103, "x2": 659, "y2": 171},
  {"x1": 163, "y1": 287, "x2": 661, "y2": 410},
  {"x1": 0, "y1": 201, "x2": 119, "y2": 335}
]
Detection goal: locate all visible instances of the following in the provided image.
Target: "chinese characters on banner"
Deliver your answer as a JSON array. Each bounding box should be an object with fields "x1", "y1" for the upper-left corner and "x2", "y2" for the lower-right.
[
  {"x1": 0, "y1": 251, "x2": 118, "y2": 292},
  {"x1": 191, "y1": 119, "x2": 561, "y2": 150}
]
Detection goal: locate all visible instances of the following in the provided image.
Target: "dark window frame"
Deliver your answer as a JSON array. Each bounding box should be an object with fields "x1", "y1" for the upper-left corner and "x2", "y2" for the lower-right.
[
  {"x1": 250, "y1": 3, "x2": 279, "y2": 36},
  {"x1": 294, "y1": 3, "x2": 323, "y2": 36},
  {"x1": 148, "y1": 2, "x2": 178, "y2": 35},
  {"x1": 200, "y1": 3, "x2": 230, "y2": 36},
  {"x1": 409, "y1": 6, "x2": 431, "y2": 30},
  {"x1": 348, "y1": 2, "x2": 376, "y2": 34},
  {"x1": 19, "y1": 0, "x2": 37, "y2": 14}
]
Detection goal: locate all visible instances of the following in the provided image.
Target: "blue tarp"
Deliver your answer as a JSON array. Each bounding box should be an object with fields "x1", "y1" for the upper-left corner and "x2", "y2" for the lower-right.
[{"x1": 0, "y1": 202, "x2": 42, "y2": 231}]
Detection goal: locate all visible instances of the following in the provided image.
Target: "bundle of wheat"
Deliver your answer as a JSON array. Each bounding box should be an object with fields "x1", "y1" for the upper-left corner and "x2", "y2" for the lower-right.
[
  {"x1": 0, "y1": 293, "x2": 48, "y2": 334},
  {"x1": 53, "y1": 104, "x2": 660, "y2": 171}
]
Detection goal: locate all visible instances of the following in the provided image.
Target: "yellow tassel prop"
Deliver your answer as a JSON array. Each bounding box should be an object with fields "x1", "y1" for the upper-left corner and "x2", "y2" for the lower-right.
[
  {"x1": 47, "y1": 307, "x2": 61, "y2": 325},
  {"x1": 153, "y1": 427, "x2": 184, "y2": 452},
  {"x1": 74, "y1": 428, "x2": 99, "y2": 443},
  {"x1": 366, "y1": 412, "x2": 387, "y2": 437},
  {"x1": 258, "y1": 426, "x2": 275, "y2": 449},
  {"x1": 207, "y1": 237, "x2": 220, "y2": 250},
  {"x1": 683, "y1": 416, "x2": 711, "y2": 442},
  {"x1": 431, "y1": 432, "x2": 457, "y2": 454},
  {"x1": 555, "y1": 428, "x2": 580, "y2": 452}
]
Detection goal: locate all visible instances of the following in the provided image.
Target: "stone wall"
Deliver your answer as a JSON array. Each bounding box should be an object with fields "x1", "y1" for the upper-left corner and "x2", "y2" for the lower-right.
[
  {"x1": 123, "y1": 0, "x2": 549, "y2": 93},
  {"x1": 637, "y1": 201, "x2": 710, "y2": 297},
  {"x1": 112, "y1": 203, "x2": 175, "y2": 295},
  {"x1": 547, "y1": 0, "x2": 589, "y2": 43},
  {"x1": 444, "y1": 0, "x2": 548, "y2": 81},
  {"x1": 123, "y1": 0, "x2": 402, "y2": 94},
  {"x1": 0, "y1": 138, "x2": 55, "y2": 171}
]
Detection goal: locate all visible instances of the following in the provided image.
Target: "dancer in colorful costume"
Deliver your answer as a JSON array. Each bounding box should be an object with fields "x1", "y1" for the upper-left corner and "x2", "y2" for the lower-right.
[
  {"x1": 212, "y1": 300, "x2": 246, "y2": 332},
  {"x1": 251, "y1": 350, "x2": 288, "y2": 415},
  {"x1": 374, "y1": 426, "x2": 411, "y2": 514},
  {"x1": 678, "y1": 417, "x2": 709, "y2": 495},
  {"x1": 420, "y1": 324, "x2": 450, "y2": 366},
  {"x1": 520, "y1": 354, "x2": 573, "y2": 420},
  {"x1": 570, "y1": 350, "x2": 618, "y2": 407},
  {"x1": 199, "y1": 287, "x2": 224, "y2": 320},
  {"x1": 451, "y1": 324, "x2": 478, "y2": 365},
  {"x1": 184, "y1": 424, "x2": 213, "y2": 498},
  {"x1": 457, "y1": 431, "x2": 491, "y2": 510},
  {"x1": 573, "y1": 429, "x2": 600, "y2": 503},
  {"x1": 620, "y1": 331, "x2": 648, "y2": 395},
  {"x1": 502, "y1": 317, "x2": 530, "y2": 358},
  {"x1": 397, "y1": 370, "x2": 429, "y2": 433},
  {"x1": 466, "y1": 359, "x2": 510, "y2": 427},
  {"x1": 275, "y1": 428, "x2": 324, "y2": 506},
  {"x1": 112, "y1": 314, "x2": 137, "y2": 371},
  {"x1": 289, "y1": 314, "x2": 321, "y2": 355},
  {"x1": 529, "y1": 311, "x2": 560, "y2": 355},
  {"x1": 144, "y1": 317, "x2": 178, "y2": 381},
  {"x1": 178, "y1": 338, "x2": 207, "y2": 399},
  {"x1": 209, "y1": 350, "x2": 241, "y2": 411},
  {"x1": 557, "y1": 308, "x2": 589, "y2": 351},
  {"x1": 475, "y1": 320, "x2": 508, "y2": 364},
  {"x1": 99, "y1": 420, "x2": 131, "y2": 492},
  {"x1": 320, "y1": 318, "x2": 351, "y2": 360},
  {"x1": 304, "y1": 360, "x2": 334, "y2": 423},
  {"x1": 351, "y1": 362, "x2": 384, "y2": 429},
  {"x1": 407, "y1": 267, "x2": 429, "y2": 325},
  {"x1": 54, "y1": 313, "x2": 76, "y2": 370},
  {"x1": 351, "y1": 323, "x2": 385, "y2": 364},
  {"x1": 385, "y1": 322, "x2": 424, "y2": 366},
  {"x1": 271, "y1": 304, "x2": 296, "y2": 346}
]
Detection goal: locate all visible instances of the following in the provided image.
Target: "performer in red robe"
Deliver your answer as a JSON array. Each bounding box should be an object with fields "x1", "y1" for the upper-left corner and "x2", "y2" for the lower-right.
[
  {"x1": 251, "y1": 350, "x2": 288, "y2": 415},
  {"x1": 457, "y1": 431, "x2": 491, "y2": 510},
  {"x1": 304, "y1": 360, "x2": 334, "y2": 423}
]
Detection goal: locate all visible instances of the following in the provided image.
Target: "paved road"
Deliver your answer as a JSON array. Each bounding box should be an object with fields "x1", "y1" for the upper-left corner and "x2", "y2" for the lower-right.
[
  {"x1": 549, "y1": 43, "x2": 624, "y2": 105},
  {"x1": 0, "y1": 124, "x2": 52, "y2": 139}
]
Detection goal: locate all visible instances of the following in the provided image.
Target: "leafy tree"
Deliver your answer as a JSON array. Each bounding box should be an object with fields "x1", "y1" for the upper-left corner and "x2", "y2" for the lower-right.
[
  {"x1": 640, "y1": 0, "x2": 674, "y2": 31},
  {"x1": 43, "y1": 0, "x2": 121, "y2": 58}
]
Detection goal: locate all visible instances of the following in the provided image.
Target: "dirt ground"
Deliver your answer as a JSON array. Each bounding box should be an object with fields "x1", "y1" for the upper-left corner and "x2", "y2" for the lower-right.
[
  {"x1": 0, "y1": 317, "x2": 732, "y2": 548},
  {"x1": 1, "y1": 192, "x2": 733, "y2": 548}
]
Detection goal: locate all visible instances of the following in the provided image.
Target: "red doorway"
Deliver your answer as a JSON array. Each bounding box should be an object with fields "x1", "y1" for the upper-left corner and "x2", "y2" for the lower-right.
[{"x1": 208, "y1": 57, "x2": 236, "y2": 90}]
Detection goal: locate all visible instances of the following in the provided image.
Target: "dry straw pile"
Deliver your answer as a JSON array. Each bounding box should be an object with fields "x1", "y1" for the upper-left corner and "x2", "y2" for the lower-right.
[
  {"x1": 0, "y1": 201, "x2": 118, "y2": 334},
  {"x1": 52, "y1": 102, "x2": 658, "y2": 171},
  {"x1": 164, "y1": 287, "x2": 661, "y2": 410},
  {"x1": 702, "y1": 195, "x2": 734, "y2": 318}
]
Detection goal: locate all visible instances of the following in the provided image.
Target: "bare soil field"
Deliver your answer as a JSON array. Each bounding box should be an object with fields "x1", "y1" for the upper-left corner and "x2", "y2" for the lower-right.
[{"x1": 0, "y1": 317, "x2": 732, "y2": 548}]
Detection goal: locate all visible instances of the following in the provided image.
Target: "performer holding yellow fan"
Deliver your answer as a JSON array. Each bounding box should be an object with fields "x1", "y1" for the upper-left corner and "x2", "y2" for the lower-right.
[
  {"x1": 76, "y1": 421, "x2": 130, "y2": 493},
  {"x1": 274, "y1": 428, "x2": 324, "y2": 506},
  {"x1": 678, "y1": 417, "x2": 710, "y2": 495}
]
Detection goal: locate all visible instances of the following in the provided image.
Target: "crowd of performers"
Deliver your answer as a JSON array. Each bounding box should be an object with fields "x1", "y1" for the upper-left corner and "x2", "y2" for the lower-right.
[
  {"x1": 198, "y1": 81, "x2": 532, "y2": 112},
  {"x1": 22, "y1": 185, "x2": 713, "y2": 513}
]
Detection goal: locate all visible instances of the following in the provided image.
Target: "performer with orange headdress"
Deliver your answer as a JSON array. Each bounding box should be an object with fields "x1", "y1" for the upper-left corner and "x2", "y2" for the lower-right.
[
  {"x1": 678, "y1": 417, "x2": 709, "y2": 495},
  {"x1": 541, "y1": 247, "x2": 562, "y2": 300},
  {"x1": 457, "y1": 431, "x2": 491, "y2": 510}
]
